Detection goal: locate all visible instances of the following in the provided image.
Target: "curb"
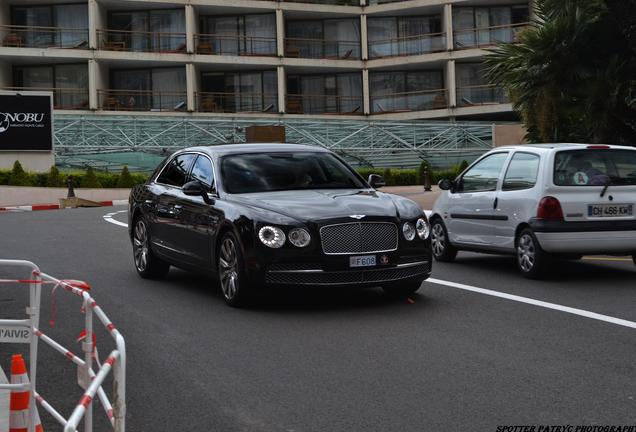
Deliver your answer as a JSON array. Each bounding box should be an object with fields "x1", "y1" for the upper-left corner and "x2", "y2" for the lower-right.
[{"x1": 0, "y1": 200, "x2": 128, "y2": 213}]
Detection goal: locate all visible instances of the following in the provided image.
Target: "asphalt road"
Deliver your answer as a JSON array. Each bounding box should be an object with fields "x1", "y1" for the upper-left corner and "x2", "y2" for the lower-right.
[{"x1": 1, "y1": 207, "x2": 635, "y2": 432}]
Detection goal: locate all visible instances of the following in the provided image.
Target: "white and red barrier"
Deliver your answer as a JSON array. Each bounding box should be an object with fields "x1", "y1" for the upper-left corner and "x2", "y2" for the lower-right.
[{"x1": 0, "y1": 260, "x2": 126, "y2": 432}]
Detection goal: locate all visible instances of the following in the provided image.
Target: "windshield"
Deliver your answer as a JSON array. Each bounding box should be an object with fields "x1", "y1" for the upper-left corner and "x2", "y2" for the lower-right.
[
  {"x1": 221, "y1": 152, "x2": 367, "y2": 193},
  {"x1": 553, "y1": 149, "x2": 636, "y2": 186}
]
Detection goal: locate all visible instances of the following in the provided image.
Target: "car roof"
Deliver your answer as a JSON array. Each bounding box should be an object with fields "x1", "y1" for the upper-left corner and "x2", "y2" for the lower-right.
[
  {"x1": 494, "y1": 143, "x2": 634, "y2": 152},
  {"x1": 183, "y1": 143, "x2": 329, "y2": 157}
]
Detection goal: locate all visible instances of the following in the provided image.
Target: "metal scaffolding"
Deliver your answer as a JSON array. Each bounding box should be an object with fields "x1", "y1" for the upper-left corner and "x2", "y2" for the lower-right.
[{"x1": 53, "y1": 114, "x2": 494, "y2": 170}]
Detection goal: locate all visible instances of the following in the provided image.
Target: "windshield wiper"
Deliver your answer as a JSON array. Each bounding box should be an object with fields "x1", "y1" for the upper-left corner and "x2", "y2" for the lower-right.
[{"x1": 600, "y1": 176, "x2": 612, "y2": 198}]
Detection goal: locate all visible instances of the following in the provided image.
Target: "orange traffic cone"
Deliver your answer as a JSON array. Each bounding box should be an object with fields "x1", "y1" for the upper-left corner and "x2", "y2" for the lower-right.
[{"x1": 9, "y1": 354, "x2": 44, "y2": 432}]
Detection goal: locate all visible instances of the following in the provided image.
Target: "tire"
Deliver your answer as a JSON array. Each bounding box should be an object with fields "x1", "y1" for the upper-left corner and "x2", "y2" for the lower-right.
[
  {"x1": 430, "y1": 219, "x2": 458, "y2": 262},
  {"x1": 217, "y1": 231, "x2": 253, "y2": 307},
  {"x1": 132, "y1": 217, "x2": 170, "y2": 279},
  {"x1": 382, "y1": 281, "x2": 422, "y2": 297},
  {"x1": 516, "y1": 228, "x2": 552, "y2": 279}
]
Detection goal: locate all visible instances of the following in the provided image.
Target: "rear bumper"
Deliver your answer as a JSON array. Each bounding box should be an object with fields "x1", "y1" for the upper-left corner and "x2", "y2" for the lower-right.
[
  {"x1": 529, "y1": 218, "x2": 636, "y2": 233},
  {"x1": 535, "y1": 231, "x2": 636, "y2": 254}
]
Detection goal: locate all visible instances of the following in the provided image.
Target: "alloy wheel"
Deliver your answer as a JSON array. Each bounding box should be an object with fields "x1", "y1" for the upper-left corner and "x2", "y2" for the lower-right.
[
  {"x1": 517, "y1": 234, "x2": 536, "y2": 273},
  {"x1": 431, "y1": 223, "x2": 446, "y2": 257},
  {"x1": 133, "y1": 220, "x2": 149, "y2": 272},
  {"x1": 219, "y1": 238, "x2": 239, "y2": 301}
]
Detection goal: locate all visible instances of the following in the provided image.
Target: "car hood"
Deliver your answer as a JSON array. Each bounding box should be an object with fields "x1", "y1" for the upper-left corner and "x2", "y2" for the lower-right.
[{"x1": 227, "y1": 189, "x2": 421, "y2": 222}]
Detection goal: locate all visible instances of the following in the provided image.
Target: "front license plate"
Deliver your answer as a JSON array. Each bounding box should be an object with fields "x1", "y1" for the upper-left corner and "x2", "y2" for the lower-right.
[
  {"x1": 588, "y1": 203, "x2": 633, "y2": 218},
  {"x1": 349, "y1": 255, "x2": 376, "y2": 268}
]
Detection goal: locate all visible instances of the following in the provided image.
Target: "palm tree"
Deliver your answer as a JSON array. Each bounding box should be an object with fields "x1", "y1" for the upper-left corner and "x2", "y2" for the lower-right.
[{"x1": 484, "y1": 0, "x2": 636, "y2": 145}]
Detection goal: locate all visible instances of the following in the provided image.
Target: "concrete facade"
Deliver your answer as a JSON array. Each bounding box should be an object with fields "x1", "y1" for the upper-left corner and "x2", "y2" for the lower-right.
[{"x1": 0, "y1": 0, "x2": 527, "y2": 122}]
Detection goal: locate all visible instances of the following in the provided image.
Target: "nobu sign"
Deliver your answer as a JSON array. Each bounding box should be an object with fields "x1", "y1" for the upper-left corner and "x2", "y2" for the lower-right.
[{"x1": 0, "y1": 92, "x2": 53, "y2": 151}]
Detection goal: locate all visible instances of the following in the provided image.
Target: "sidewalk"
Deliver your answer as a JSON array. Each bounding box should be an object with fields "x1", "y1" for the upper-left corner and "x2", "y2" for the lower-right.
[
  {"x1": 0, "y1": 186, "x2": 131, "y2": 207},
  {"x1": 383, "y1": 185, "x2": 440, "y2": 210},
  {"x1": 0, "y1": 365, "x2": 7, "y2": 432}
]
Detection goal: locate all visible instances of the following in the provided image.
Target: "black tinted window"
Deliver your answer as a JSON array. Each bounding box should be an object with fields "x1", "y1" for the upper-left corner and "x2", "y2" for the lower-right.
[
  {"x1": 503, "y1": 153, "x2": 540, "y2": 191},
  {"x1": 156, "y1": 154, "x2": 195, "y2": 187},
  {"x1": 460, "y1": 152, "x2": 509, "y2": 192},
  {"x1": 190, "y1": 155, "x2": 215, "y2": 190},
  {"x1": 554, "y1": 149, "x2": 636, "y2": 186},
  {"x1": 221, "y1": 152, "x2": 365, "y2": 194}
]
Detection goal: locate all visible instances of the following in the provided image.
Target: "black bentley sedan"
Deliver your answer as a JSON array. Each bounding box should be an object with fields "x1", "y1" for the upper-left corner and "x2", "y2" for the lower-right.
[{"x1": 128, "y1": 144, "x2": 432, "y2": 306}]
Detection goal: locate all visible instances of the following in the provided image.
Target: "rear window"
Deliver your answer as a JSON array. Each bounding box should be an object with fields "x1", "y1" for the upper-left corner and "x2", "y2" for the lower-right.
[{"x1": 553, "y1": 149, "x2": 636, "y2": 186}]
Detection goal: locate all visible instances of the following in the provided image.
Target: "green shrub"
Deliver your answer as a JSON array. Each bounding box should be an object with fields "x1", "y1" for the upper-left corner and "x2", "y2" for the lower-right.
[
  {"x1": 117, "y1": 166, "x2": 135, "y2": 188},
  {"x1": 8, "y1": 161, "x2": 32, "y2": 186},
  {"x1": 458, "y1": 160, "x2": 469, "y2": 173},
  {"x1": 82, "y1": 167, "x2": 102, "y2": 188},
  {"x1": 46, "y1": 166, "x2": 64, "y2": 187}
]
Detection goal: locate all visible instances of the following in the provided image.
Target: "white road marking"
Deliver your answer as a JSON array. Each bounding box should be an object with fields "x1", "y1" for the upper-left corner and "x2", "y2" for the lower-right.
[
  {"x1": 103, "y1": 210, "x2": 128, "y2": 228},
  {"x1": 426, "y1": 277, "x2": 636, "y2": 330}
]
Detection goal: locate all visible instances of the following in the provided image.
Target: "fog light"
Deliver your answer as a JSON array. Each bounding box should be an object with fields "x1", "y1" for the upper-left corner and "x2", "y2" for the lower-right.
[
  {"x1": 402, "y1": 222, "x2": 416, "y2": 241},
  {"x1": 288, "y1": 228, "x2": 311, "y2": 247},
  {"x1": 258, "y1": 226, "x2": 286, "y2": 248}
]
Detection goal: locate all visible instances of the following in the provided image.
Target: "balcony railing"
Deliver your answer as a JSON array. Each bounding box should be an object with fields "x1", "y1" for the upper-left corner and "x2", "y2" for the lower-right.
[
  {"x1": 368, "y1": 32, "x2": 446, "y2": 59},
  {"x1": 3, "y1": 87, "x2": 89, "y2": 110},
  {"x1": 97, "y1": 29, "x2": 187, "y2": 53},
  {"x1": 99, "y1": 89, "x2": 187, "y2": 112},
  {"x1": 456, "y1": 85, "x2": 508, "y2": 107},
  {"x1": 197, "y1": 92, "x2": 278, "y2": 113},
  {"x1": 195, "y1": 34, "x2": 277, "y2": 56},
  {"x1": 371, "y1": 89, "x2": 447, "y2": 114},
  {"x1": 286, "y1": 94, "x2": 363, "y2": 115},
  {"x1": 0, "y1": 25, "x2": 88, "y2": 49},
  {"x1": 281, "y1": 0, "x2": 360, "y2": 4},
  {"x1": 453, "y1": 22, "x2": 528, "y2": 49},
  {"x1": 285, "y1": 38, "x2": 360, "y2": 59}
]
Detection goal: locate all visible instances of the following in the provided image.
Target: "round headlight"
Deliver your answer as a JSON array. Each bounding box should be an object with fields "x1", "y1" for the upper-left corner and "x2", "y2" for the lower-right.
[
  {"x1": 288, "y1": 228, "x2": 311, "y2": 248},
  {"x1": 416, "y1": 218, "x2": 430, "y2": 239},
  {"x1": 402, "y1": 222, "x2": 416, "y2": 241},
  {"x1": 258, "y1": 226, "x2": 286, "y2": 248}
]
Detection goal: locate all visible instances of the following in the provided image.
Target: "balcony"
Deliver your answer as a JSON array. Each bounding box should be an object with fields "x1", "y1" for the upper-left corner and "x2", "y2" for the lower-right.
[
  {"x1": 368, "y1": 32, "x2": 446, "y2": 59},
  {"x1": 280, "y1": 0, "x2": 360, "y2": 4},
  {"x1": 286, "y1": 94, "x2": 362, "y2": 115},
  {"x1": 0, "y1": 25, "x2": 88, "y2": 49},
  {"x1": 371, "y1": 89, "x2": 447, "y2": 114},
  {"x1": 97, "y1": 29, "x2": 186, "y2": 53},
  {"x1": 99, "y1": 90, "x2": 187, "y2": 112},
  {"x1": 454, "y1": 22, "x2": 528, "y2": 50},
  {"x1": 197, "y1": 92, "x2": 277, "y2": 113},
  {"x1": 285, "y1": 38, "x2": 360, "y2": 60},
  {"x1": 4, "y1": 87, "x2": 88, "y2": 110},
  {"x1": 195, "y1": 34, "x2": 277, "y2": 56},
  {"x1": 456, "y1": 85, "x2": 508, "y2": 107}
]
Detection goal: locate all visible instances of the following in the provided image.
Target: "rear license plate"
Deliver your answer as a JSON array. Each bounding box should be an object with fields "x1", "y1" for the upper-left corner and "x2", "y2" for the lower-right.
[
  {"x1": 588, "y1": 203, "x2": 633, "y2": 218},
  {"x1": 349, "y1": 255, "x2": 376, "y2": 268}
]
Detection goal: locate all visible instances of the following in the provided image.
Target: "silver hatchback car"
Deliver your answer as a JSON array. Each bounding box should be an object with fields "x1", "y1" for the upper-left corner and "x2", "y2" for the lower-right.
[{"x1": 430, "y1": 144, "x2": 636, "y2": 278}]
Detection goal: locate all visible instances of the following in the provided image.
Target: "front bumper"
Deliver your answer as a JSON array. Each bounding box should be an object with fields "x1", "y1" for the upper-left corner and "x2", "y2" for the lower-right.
[{"x1": 264, "y1": 260, "x2": 431, "y2": 286}]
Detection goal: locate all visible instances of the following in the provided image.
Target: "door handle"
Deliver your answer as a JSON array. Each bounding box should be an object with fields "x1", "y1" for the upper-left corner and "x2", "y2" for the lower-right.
[
  {"x1": 173, "y1": 205, "x2": 183, "y2": 210},
  {"x1": 493, "y1": 197, "x2": 498, "y2": 210}
]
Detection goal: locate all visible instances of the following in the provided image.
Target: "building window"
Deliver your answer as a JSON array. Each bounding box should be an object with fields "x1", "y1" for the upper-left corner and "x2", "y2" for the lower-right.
[
  {"x1": 11, "y1": 4, "x2": 88, "y2": 48},
  {"x1": 453, "y1": 5, "x2": 529, "y2": 49},
  {"x1": 370, "y1": 71, "x2": 445, "y2": 113},
  {"x1": 197, "y1": 14, "x2": 276, "y2": 56},
  {"x1": 199, "y1": 71, "x2": 278, "y2": 113},
  {"x1": 287, "y1": 73, "x2": 362, "y2": 114},
  {"x1": 367, "y1": 15, "x2": 443, "y2": 59},
  {"x1": 105, "y1": 67, "x2": 187, "y2": 111},
  {"x1": 105, "y1": 9, "x2": 186, "y2": 52},
  {"x1": 455, "y1": 63, "x2": 507, "y2": 106},
  {"x1": 286, "y1": 19, "x2": 360, "y2": 59},
  {"x1": 14, "y1": 64, "x2": 89, "y2": 109}
]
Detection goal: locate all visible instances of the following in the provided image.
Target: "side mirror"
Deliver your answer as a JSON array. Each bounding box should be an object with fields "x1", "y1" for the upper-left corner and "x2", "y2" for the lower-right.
[
  {"x1": 368, "y1": 174, "x2": 386, "y2": 189},
  {"x1": 438, "y1": 178, "x2": 453, "y2": 191},
  {"x1": 183, "y1": 180, "x2": 214, "y2": 204}
]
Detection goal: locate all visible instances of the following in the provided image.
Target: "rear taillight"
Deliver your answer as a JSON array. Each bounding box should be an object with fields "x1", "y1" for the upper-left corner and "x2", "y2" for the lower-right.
[{"x1": 537, "y1": 196, "x2": 564, "y2": 220}]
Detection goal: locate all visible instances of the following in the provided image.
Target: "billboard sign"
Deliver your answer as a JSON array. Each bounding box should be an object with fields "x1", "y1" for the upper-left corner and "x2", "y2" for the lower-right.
[{"x1": 0, "y1": 92, "x2": 53, "y2": 151}]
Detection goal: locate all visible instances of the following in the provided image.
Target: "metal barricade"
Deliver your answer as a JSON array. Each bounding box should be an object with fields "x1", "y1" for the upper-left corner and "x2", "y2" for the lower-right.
[{"x1": 0, "y1": 259, "x2": 126, "y2": 432}]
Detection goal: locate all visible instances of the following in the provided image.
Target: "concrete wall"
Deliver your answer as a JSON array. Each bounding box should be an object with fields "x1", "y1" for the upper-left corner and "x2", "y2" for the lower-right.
[
  {"x1": 0, "y1": 186, "x2": 131, "y2": 206},
  {"x1": 493, "y1": 124, "x2": 528, "y2": 147},
  {"x1": 0, "y1": 152, "x2": 55, "y2": 172}
]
